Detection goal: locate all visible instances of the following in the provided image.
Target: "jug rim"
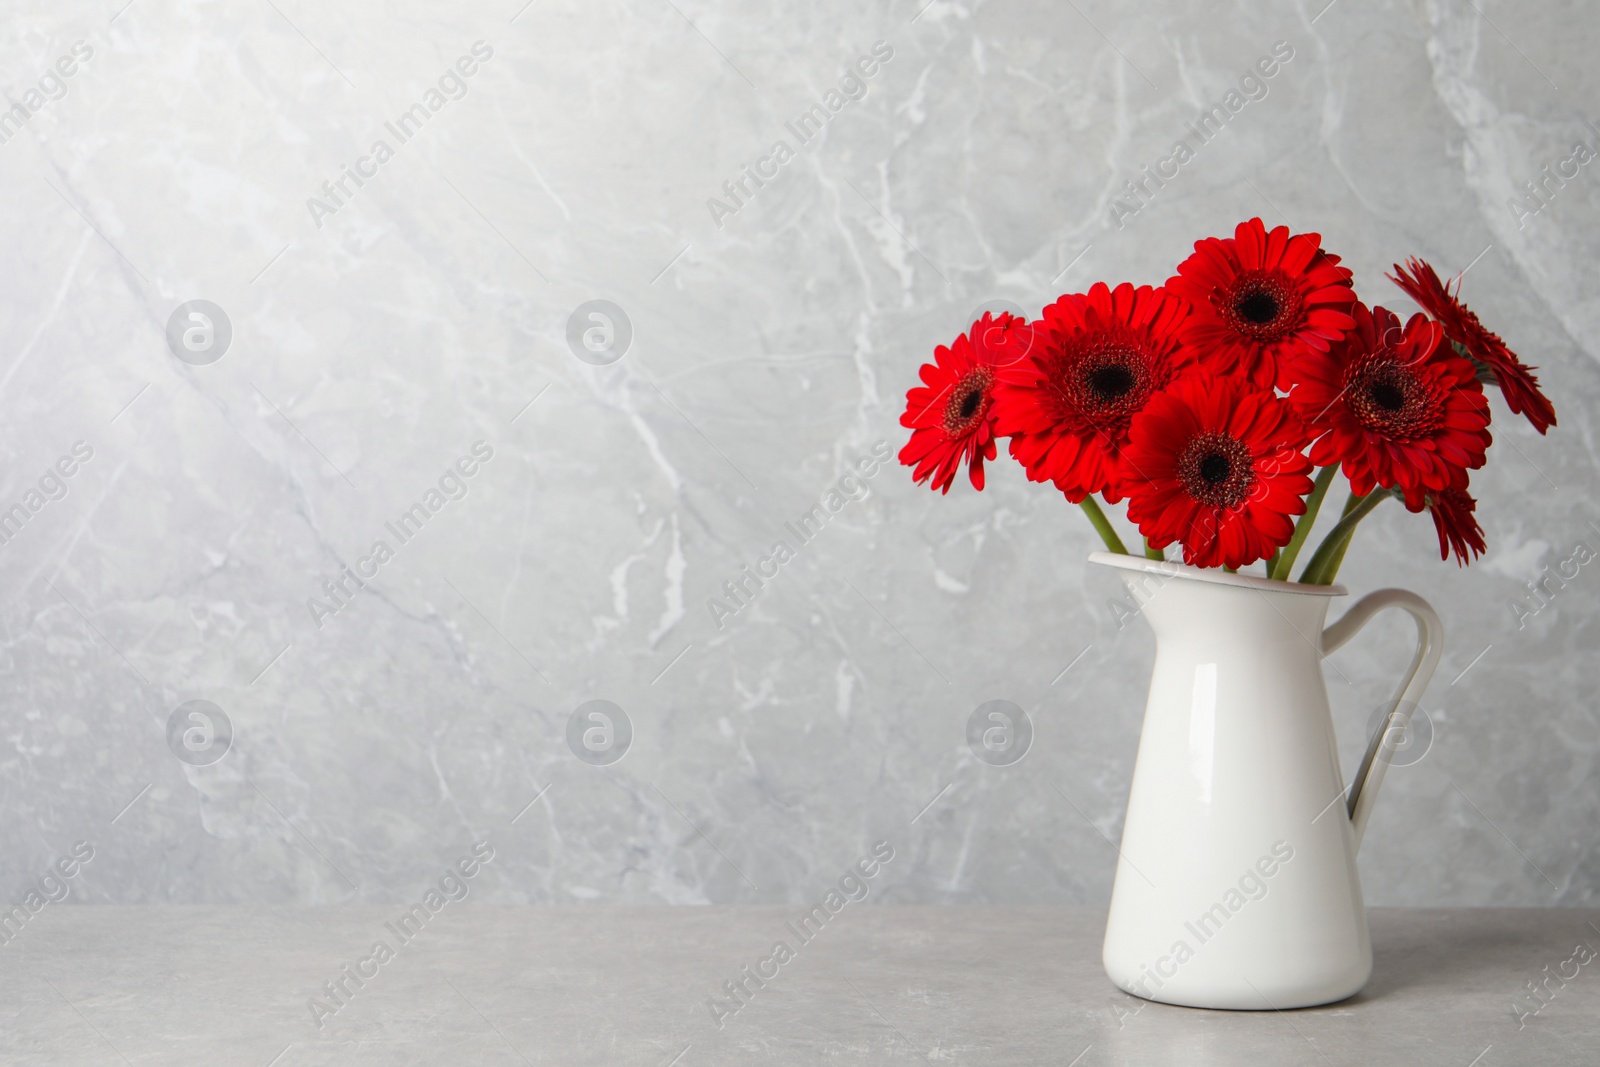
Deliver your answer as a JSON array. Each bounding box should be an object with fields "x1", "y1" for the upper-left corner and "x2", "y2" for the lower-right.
[{"x1": 1087, "y1": 551, "x2": 1348, "y2": 597}]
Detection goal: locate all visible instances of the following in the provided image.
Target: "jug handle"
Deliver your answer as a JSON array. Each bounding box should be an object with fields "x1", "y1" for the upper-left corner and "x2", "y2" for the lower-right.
[{"x1": 1320, "y1": 588, "x2": 1444, "y2": 847}]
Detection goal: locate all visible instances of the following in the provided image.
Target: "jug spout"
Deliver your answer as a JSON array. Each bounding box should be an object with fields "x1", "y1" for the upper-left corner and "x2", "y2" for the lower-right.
[{"x1": 1096, "y1": 551, "x2": 1343, "y2": 651}]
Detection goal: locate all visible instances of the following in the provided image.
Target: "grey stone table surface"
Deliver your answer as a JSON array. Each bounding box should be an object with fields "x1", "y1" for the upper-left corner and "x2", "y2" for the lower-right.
[{"x1": 3, "y1": 907, "x2": 1597, "y2": 1066}]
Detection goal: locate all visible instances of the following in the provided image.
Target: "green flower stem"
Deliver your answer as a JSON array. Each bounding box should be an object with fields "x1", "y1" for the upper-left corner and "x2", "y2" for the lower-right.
[
  {"x1": 1299, "y1": 491, "x2": 1388, "y2": 585},
  {"x1": 1144, "y1": 537, "x2": 1165, "y2": 561},
  {"x1": 1329, "y1": 492, "x2": 1393, "y2": 582},
  {"x1": 1319, "y1": 507, "x2": 1365, "y2": 583},
  {"x1": 1079, "y1": 496, "x2": 1128, "y2": 554},
  {"x1": 1313, "y1": 489, "x2": 1370, "y2": 581},
  {"x1": 1270, "y1": 465, "x2": 1339, "y2": 581}
]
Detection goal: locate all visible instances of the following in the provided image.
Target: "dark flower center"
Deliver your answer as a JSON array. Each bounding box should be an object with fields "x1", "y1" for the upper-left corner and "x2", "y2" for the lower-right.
[
  {"x1": 1042, "y1": 333, "x2": 1160, "y2": 441},
  {"x1": 1199, "y1": 453, "x2": 1231, "y2": 483},
  {"x1": 942, "y1": 366, "x2": 994, "y2": 436},
  {"x1": 1223, "y1": 272, "x2": 1298, "y2": 340},
  {"x1": 1087, "y1": 364, "x2": 1136, "y2": 403},
  {"x1": 1368, "y1": 379, "x2": 1405, "y2": 411},
  {"x1": 1235, "y1": 290, "x2": 1280, "y2": 325},
  {"x1": 1346, "y1": 358, "x2": 1441, "y2": 440},
  {"x1": 1178, "y1": 432, "x2": 1256, "y2": 508}
]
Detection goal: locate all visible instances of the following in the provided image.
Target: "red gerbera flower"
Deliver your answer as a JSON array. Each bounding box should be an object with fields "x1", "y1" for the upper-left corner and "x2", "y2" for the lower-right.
[
  {"x1": 1167, "y1": 218, "x2": 1357, "y2": 391},
  {"x1": 1420, "y1": 479, "x2": 1486, "y2": 565},
  {"x1": 990, "y1": 281, "x2": 1193, "y2": 503},
  {"x1": 898, "y1": 314, "x2": 1012, "y2": 493},
  {"x1": 1388, "y1": 257, "x2": 1557, "y2": 434},
  {"x1": 1122, "y1": 376, "x2": 1314, "y2": 569},
  {"x1": 1291, "y1": 301, "x2": 1491, "y2": 509}
]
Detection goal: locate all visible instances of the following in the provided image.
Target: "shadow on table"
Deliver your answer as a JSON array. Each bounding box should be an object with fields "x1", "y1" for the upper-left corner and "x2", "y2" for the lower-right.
[{"x1": 1348, "y1": 910, "x2": 1537, "y2": 1005}]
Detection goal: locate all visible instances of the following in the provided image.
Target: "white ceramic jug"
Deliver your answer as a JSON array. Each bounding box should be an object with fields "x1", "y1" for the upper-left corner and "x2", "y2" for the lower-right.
[{"x1": 1090, "y1": 552, "x2": 1442, "y2": 1010}]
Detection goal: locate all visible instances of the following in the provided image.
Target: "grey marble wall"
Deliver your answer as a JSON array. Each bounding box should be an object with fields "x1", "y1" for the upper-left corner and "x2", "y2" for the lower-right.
[{"x1": 0, "y1": 0, "x2": 1594, "y2": 910}]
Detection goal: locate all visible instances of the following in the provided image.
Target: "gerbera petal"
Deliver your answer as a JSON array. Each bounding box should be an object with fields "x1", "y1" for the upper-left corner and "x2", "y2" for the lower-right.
[{"x1": 1278, "y1": 233, "x2": 1319, "y2": 274}]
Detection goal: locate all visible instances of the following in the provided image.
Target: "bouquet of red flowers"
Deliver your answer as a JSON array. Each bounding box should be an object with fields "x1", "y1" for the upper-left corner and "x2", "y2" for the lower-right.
[{"x1": 898, "y1": 219, "x2": 1558, "y2": 583}]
